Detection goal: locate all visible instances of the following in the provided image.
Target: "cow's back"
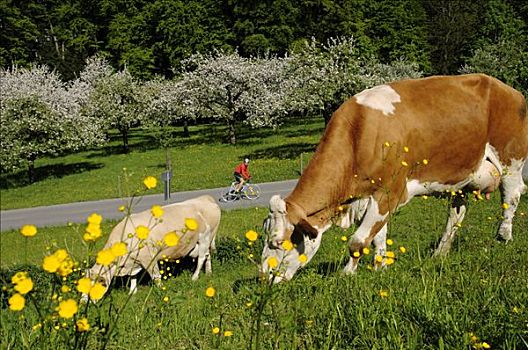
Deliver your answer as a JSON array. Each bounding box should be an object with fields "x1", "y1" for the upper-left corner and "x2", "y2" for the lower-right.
[
  {"x1": 287, "y1": 74, "x2": 528, "y2": 222},
  {"x1": 347, "y1": 74, "x2": 528, "y2": 186}
]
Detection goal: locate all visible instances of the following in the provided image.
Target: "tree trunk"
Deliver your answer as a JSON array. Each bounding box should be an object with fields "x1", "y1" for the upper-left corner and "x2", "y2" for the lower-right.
[
  {"x1": 27, "y1": 156, "x2": 36, "y2": 184},
  {"x1": 121, "y1": 127, "x2": 129, "y2": 153},
  {"x1": 183, "y1": 120, "x2": 190, "y2": 137},
  {"x1": 227, "y1": 118, "x2": 236, "y2": 144}
]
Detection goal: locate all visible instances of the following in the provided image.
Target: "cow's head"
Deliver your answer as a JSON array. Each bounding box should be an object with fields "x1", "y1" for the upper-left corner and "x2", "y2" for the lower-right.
[{"x1": 260, "y1": 195, "x2": 327, "y2": 283}]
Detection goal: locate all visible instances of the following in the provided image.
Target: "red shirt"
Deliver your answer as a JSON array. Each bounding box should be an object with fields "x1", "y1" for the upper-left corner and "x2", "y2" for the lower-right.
[{"x1": 234, "y1": 163, "x2": 250, "y2": 179}]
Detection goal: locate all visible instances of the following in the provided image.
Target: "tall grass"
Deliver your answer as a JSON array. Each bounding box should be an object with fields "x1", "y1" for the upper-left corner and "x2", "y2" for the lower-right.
[{"x1": 1, "y1": 192, "x2": 527, "y2": 349}]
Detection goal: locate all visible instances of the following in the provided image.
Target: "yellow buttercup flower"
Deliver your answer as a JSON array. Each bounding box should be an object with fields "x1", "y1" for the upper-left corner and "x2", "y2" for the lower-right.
[
  {"x1": 212, "y1": 327, "x2": 220, "y2": 334},
  {"x1": 58, "y1": 258, "x2": 74, "y2": 277},
  {"x1": 143, "y1": 176, "x2": 157, "y2": 189},
  {"x1": 185, "y1": 218, "x2": 198, "y2": 231},
  {"x1": 379, "y1": 290, "x2": 389, "y2": 298},
  {"x1": 85, "y1": 223, "x2": 102, "y2": 238},
  {"x1": 224, "y1": 330, "x2": 233, "y2": 337},
  {"x1": 135, "y1": 225, "x2": 150, "y2": 240},
  {"x1": 385, "y1": 257, "x2": 395, "y2": 265},
  {"x1": 11, "y1": 272, "x2": 28, "y2": 285},
  {"x1": 55, "y1": 249, "x2": 68, "y2": 261},
  {"x1": 89, "y1": 283, "x2": 106, "y2": 301},
  {"x1": 58, "y1": 299, "x2": 78, "y2": 319},
  {"x1": 502, "y1": 203, "x2": 509, "y2": 209},
  {"x1": 267, "y1": 257, "x2": 279, "y2": 269},
  {"x1": 20, "y1": 225, "x2": 37, "y2": 237},
  {"x1": 399, "y1": 246, "x2": 407, "y2": 253},
  {"x1": 77, "y1": 278, "x2": 93, "y2": 294},
  {"x1": 14, "y1": 277, "x2": 33, "y2": 295},
  {"x1": 375, "y1": 255, "x2": 383, "y2": 264},
  {"x1": 386, "y1": 251, "x2": 395, "y2": 258},
  {"x1": 362, "y1": 247, "x2": 370, "y2": 255},
  {"x1": 96, "y1": 249, "x2": 115, "y2": 266},
  {"x1": 151, "y1": 205, "x2": 164, "y2": 218},
  {"x1": 386, "y1": 239, "x2": 393, "y2": 246},
  {"x1": 118, "y1": 205, "x2": 126, "y2": 212},
  {"x1": 245, "y1": 230, "x2": 258, "y2": 242},
  {"x1": 298, "y1": 254, "x2": 308, "y2": 264},
  {"x1": 87, "y1": 213, "x2": 102, "y2": 225},
  {"x1": 341, "y1": 235, "x2": 348, "y2": 242},
  {"x1": 43, "y1": 255, "x2": 61, "y2": 273},
  {"x1": 111, "y1": 242, "x2": 128, "y2": 257},
  {"x1": 353, "y1": 251, "x2": 360, "y2": 258},
  {"x1": 8, "y1": 293, "x2": 25, "y2": 311},
  {"x1": 76, "y1": 318, "x2": 90, "y2": 332},
  {"x1": 61, "y1": 285, "x2": 71, "y2": 293},
  {"x1": 281, "y1": 240, "x2": 293, "y2": 251},
  {"x1": 164, "y1": 232, "x2": 180, "y2": 247},
  {"x1": 205, "y1": 287, "x2": 216, "y2": 298}
]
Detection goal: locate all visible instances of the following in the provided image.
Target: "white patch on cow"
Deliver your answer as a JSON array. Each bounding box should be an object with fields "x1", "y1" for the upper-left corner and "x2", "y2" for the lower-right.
[
  {"x1": 405, "y1": 179, "x2": 471, "y2": 199},
  {"x1": 354, "y1": 84, "x2": 401, "y2": 116}
]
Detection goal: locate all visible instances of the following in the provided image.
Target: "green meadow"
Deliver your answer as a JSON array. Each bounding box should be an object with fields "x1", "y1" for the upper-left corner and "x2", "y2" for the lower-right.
[
  {"x1": 0, "y1": 118, "x2": 323, "y2": 210},
  {"x1": 1, "y1": 119, "x2": 527, "y2": 349},
  {"x1": 1, "y1": 194, "x2": 527, "y2": 349}
]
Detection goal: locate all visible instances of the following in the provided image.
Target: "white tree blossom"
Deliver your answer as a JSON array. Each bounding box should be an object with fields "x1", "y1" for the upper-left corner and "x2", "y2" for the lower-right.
[
  {"x1": 182, "y1": 51, "x2": 289, "y2": 144},
  {"x1": 0, "y1": 64, "x2": 105, "y2": 181},
  {"x1": 286, "y1": 37, "x2": 422, "y2": 124},
  {"x1": 83, "y1": 66, "x2": 146, "y2": 152}
]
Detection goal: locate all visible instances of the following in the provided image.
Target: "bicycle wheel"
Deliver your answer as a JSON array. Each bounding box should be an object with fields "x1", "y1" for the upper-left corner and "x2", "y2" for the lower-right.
[
  {"x1": 219, "y1": 186, "x2": 238, "y2": 202},
  {"x1": 242, "y1": 183, "x2": 261, "y2": 200}
]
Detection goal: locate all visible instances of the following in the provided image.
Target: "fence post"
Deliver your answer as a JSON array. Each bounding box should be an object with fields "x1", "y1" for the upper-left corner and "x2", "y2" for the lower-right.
[{"x1": 161, "y1": 170, "x2": 173, "y2": 201}]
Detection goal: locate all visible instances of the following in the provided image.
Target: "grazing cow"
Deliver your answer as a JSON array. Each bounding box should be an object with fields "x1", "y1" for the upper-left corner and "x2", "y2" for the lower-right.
[
  {"x1": 261, "y1": 74, "x2": 527, "y2": 282},
  {"x1": 86, "y1": 195, "x2": 221, "y2": 296}
]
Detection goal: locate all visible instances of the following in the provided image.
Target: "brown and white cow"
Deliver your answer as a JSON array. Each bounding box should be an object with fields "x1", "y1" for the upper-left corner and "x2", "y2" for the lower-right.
[
  {"x1": 261, "y1": 74, "x2": 527, "y2": 282},
  {"x1": 86, "y1": 195, "x2": 221, "y2": 297}
]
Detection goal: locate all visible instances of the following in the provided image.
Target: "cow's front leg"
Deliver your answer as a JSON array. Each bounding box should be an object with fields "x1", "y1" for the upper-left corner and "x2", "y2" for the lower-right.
[
  {"x1": 434, "y1": 194, "x2": 467, "y2": 257},
  {"x1": 372, "y1": 224, "x2": 387, "y2": 270},
  {"x1": 344, "y1": 196, "x2": 388, "y2": 274}
]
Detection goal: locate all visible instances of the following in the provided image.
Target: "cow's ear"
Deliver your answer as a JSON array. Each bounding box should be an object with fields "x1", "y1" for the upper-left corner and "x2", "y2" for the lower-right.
[{"x1": 295, "y1": 219, "x2": 318, "y2": 239}]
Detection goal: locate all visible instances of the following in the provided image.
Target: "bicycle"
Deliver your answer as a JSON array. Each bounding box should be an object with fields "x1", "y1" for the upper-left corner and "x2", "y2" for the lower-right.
[{"x1": 219, "y1": 181, "x2": 261, "y2": 202}]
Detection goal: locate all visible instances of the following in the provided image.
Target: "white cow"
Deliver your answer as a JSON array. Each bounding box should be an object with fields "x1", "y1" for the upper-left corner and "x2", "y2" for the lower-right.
[{"x1": 86, "y1": 195, "x2": 220, "y2": 297}]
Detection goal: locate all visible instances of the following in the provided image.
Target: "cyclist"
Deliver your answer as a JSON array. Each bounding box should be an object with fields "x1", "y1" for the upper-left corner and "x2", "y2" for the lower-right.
[{"x1": 233, "y1": 158, "x2": 251, "y2": 194}]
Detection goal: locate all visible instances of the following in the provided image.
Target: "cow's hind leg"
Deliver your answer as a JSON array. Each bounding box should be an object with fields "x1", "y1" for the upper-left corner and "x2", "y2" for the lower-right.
[
  {"x1": 498, "y1": 160, "x2": 527, "y2": 241},
  {"x1": 205, "y1": 233, "x2": 217, "y2": 275},
  {"x1": 343, "y1": 196, "x2": 389, "y2": 274},
  {"x1": 433, "y1": 194, "x2": 467, "y2": 257}
]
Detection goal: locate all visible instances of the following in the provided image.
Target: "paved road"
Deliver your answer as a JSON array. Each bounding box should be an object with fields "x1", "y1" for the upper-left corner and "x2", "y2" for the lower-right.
[
  {"x1": 0, "y1": 180, "x2": 298, "y2": 232},
  {"x1": 2, "y1": 162, "x2": 527, "y2": 232}
]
